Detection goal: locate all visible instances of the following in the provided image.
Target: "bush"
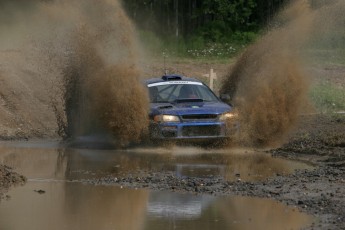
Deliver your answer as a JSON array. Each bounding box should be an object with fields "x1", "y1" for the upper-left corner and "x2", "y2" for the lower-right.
[{"x1": 232, "y1": 31, "x2": 258, "y2": 44}]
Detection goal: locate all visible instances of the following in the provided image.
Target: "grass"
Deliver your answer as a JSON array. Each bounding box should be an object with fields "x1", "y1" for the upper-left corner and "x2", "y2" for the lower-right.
[
  {"x1": 158, "y1": 41, "x2": 245, "y2": 61},
  {"x1": 305, "y1": 45, "x2": 345, "y2": 113},
  {"x1": 304, "y1": 49, "x2": 345, "y2": 67},
  {"x1": 309, "y1": 81, "x2": 345, "y2": 113},
  {"x1": 138, "y1": 30, "x2": 254, "y2": 61}
]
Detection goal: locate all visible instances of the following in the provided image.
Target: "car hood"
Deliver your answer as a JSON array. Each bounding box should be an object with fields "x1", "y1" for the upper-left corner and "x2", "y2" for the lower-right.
[{"x1": 149, "y1": 101, "x2": 232, "y2": 116}]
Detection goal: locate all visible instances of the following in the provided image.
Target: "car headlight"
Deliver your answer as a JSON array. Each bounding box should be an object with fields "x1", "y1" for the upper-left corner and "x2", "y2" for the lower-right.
[
  {"x1": 219, "y1": 112, "x2": 238, "y2": 121},
  {"x1": 154, "y1": 115, "x2": 180, "y2": 123}
]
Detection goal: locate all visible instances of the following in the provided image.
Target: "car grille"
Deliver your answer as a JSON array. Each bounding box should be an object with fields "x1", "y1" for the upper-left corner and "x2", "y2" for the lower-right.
[
  {"x1": 181, "y1": 114, "x2": 218, "y2": 121},
  {"x1": 162, "y1": 130, "x2": 177, "y2": 138},
  {"x1": 182, "y1": 125, "x2": 221, "y2": 137}
]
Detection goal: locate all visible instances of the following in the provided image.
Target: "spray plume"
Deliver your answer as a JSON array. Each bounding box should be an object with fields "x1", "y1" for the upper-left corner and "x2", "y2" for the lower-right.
[
  {"x1": 0, "y1": 0, "x2": 149, "y2": 146},
  {"x1": 221, "y1": 0, "x2": 345, "y2": 147},
  {"x1": 221, "y1": 0, "x2": 314, "y2": 147}
]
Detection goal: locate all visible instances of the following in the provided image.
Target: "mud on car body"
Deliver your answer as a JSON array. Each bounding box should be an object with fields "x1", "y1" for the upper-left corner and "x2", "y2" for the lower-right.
[{"x1": 146, "y1": 74, "x2": 238, "y2": 143}]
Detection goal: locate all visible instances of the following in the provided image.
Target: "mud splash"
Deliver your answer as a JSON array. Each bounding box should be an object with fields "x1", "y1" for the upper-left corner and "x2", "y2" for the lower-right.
[
  {"x1": 60, "y1": 28, "x2": 148, "y2": 146},
  {"x1": 220, "y1": 0, "x2": 344, "y2": 147},
  {"x1": 46, "y1": 0, "x2": 149, "y2": 146},
  {"x1": 0, "y1": 0, "x2": 149, "y2": 146}
]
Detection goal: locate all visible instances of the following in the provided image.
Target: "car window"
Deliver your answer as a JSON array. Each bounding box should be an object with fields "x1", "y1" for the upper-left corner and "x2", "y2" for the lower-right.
[
  {"x1": 197, "y1": 85, "x2": 219, "y2": 102},
  {"x1": 148, "y1": 83, "x2": 219, "y2": 103}
]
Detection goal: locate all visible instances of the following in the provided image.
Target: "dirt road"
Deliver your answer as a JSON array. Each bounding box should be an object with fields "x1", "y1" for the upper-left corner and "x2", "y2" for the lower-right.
[{"x1": 2, "y1": 113, "x2": 344, "y2": 229}]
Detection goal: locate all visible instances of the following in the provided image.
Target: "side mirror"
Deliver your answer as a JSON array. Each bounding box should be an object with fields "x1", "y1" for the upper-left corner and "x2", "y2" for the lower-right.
[{"x1": 220, "y1": 94, "x2": 232, "y2": 105}]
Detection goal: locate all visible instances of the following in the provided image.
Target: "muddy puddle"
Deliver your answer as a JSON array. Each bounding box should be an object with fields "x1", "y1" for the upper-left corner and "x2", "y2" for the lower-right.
[{"x1": 0, "y1": 141, "x2": 313, "y2": 229}]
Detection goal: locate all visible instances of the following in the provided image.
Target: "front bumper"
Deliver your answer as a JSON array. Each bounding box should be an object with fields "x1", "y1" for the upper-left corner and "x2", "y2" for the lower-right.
[{"x1": 149, "y1": 121, "x2": 237, "y2": 140}]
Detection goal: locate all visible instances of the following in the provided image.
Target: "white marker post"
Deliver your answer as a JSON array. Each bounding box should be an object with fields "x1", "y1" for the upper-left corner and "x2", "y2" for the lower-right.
[{"x1": 203, "y1": 69, "x2": 217, "y2": 91}]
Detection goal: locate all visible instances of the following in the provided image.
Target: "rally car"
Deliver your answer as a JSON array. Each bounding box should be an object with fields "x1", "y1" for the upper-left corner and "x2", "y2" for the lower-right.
[{"x1": 146, "y1": 74, "x2": 237, "y2": 143}]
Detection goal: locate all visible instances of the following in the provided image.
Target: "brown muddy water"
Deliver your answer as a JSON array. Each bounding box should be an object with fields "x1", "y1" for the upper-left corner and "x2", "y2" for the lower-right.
[{"x1": 0, "y1": 141, "x2": 313, "y2": 230}]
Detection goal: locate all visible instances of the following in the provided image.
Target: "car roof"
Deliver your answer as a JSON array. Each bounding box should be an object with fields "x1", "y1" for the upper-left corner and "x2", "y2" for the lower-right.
[{"x1": 145, "y1": 74, "x2": 202, "y2": 85}]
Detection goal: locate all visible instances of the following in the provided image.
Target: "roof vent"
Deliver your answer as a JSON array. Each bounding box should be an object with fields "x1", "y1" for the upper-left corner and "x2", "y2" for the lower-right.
[{"x1": 162, "y1": 75, "x2": 182, "y2": 81}]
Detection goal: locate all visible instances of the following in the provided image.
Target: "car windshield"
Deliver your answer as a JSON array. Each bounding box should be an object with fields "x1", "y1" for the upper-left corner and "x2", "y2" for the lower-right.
[{"x1": 148, "y1": 82, "x2": 219, "y2": 103}]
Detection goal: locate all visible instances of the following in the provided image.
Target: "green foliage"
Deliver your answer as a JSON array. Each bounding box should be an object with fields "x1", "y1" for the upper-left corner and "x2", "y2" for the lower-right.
[
  {"x1": 149, "y1": 39, "x2": 244, "y2": 60},
  {"x1": 138, "y1": 30, "x2": 163, "y2": 54},
  {"x1": 196, "y1": 20, "x2": 230, "y2": 42},
  {"x1": 122, "y1": 0, "x2": 287, "y2": 43},
  {"x1": 139, "y1": 29, "x2": 258, "y2": 60},
  {"x1": 309, "y1": 81, "x2": 345, "y2": 112},
  {"x1": 187, "y1": 36, "x2": 205, "y2": 50},
  {"x1": 123, "y1": 0, "x2": 285, "y2": 59},
  {"x1": 232, "y1": 31, "x2": 258, "y2": 43}
]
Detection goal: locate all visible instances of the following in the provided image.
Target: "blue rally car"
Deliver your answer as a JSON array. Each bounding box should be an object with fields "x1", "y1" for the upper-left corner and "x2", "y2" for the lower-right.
[{"x1": 146, "y1": 74, "x2": 238, "y2": 143}]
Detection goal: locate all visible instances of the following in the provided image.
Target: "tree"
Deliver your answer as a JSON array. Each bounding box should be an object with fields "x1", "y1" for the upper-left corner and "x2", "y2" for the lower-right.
[{"x1": 121, "y1": 0, "x2": 289, "y2": 43}]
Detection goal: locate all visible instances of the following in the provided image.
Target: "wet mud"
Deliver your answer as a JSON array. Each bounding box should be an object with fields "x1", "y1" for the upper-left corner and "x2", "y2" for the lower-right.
[
  {"x1": 0, "y1": 115, "x2": 344, "y2": 230},
  {"x1": 90, "y1": 114, "x2": 345, "y2": 230},
  {"x1": 1, "y1": 113, "x2": 344, "y2": 229},
  {"x1": 220, "y1": 1, "x2": 312, "y2": 147},
  {"x1": 220, "y1": 0, "x2": 345, "y2": 147},
  {"x1": 0, "y1": 181, "x2": 314, "y2": 230},
  {"x1": 0, "y1": 0, "x2": 149, "y2": 146},
  {"x1": 0, "y1": 1, "x2": 344, "y2": 230},
  {"x1": 0, "y1": 165, "x2": 26, "y2": 200}
]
